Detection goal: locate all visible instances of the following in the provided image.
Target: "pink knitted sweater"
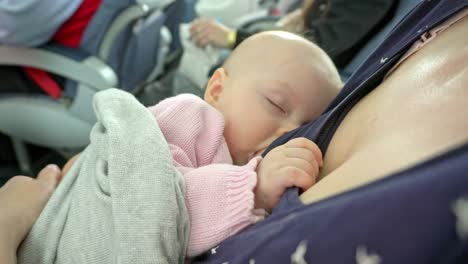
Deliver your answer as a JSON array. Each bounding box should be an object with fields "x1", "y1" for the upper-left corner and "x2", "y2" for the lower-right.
[{"x1": 147, "y1": 94, "x2": 264, "y2": 257}]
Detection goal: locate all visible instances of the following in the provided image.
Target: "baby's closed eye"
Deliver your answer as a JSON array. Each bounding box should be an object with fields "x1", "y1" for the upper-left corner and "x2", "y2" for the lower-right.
[{"x1": 265, "y1": 96, "x2": 287, "y2": 116}]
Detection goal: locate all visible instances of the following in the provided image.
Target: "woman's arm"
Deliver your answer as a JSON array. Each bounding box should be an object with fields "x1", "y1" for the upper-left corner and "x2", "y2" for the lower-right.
[{"x1": 0, "y1": 165, "x2": 61, "y2": 264}]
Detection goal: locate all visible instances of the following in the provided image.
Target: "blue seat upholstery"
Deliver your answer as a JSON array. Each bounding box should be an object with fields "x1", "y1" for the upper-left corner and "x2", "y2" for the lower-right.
[{"x1": 163, "y1": 0, "x2": 197, "y2": 52}]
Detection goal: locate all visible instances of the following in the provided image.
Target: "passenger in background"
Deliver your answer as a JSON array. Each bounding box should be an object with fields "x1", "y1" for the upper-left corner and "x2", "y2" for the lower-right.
[
  {"x1": 0, "y1": 0, "x2": 83, "y2": 47},
  {"x1": 190, "y1": 0, "x2": 398, "y2": 68}
]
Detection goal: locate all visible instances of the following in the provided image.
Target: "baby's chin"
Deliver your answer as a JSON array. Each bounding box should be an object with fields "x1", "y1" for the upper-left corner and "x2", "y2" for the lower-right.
[{"x1": 232, "y1": 155, "x2": 249, "y2": 166}]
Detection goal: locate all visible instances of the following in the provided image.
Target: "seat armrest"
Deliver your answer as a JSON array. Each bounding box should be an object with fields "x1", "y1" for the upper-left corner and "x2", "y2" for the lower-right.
[
  {"x1": 137, "y1": 0, "x2": 175, "y2": 9},
  {"x1": 0, "y1": 45, "x2": 118, "y2": 90}
]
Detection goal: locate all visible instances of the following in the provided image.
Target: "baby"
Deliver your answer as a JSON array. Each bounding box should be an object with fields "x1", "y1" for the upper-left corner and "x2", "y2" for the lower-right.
[{"x1": 62, "y1": 31, "x2": 342, "y2": 257}]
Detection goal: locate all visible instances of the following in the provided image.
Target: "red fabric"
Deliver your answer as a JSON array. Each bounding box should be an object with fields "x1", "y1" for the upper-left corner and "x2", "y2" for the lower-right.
[
  {"x1": 52, "y1": 0, "x2": 102, "y2": 48},
  {"x1": 24, "y1": 0, "x2": 102, "y2": 98},
  {"x1": 23, "y1": 67, "x2": 62, "y2": 99}
]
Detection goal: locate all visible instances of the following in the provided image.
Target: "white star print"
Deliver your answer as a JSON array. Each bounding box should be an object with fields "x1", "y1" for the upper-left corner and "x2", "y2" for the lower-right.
[
  {"x1": 211, "y1": 246, "x2": 219, "y2": 255},
  {"x1": 356, "y1": 245, "x2": 382, "y2": 264},
  {"x1": 249, "y1": 259, "x2": 255, "y2": 264},
  {"x1": 291, "y1": 240, "x2": 308, "y2": 264},
  {"x1": 452, "y1": 197, "x2": 468, "y2": 240}
]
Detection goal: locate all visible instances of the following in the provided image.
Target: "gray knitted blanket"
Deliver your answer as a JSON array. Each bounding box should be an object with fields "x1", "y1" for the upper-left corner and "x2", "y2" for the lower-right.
[{"x1": 18, "y1": 89, "x2": 190, "y2": 264}]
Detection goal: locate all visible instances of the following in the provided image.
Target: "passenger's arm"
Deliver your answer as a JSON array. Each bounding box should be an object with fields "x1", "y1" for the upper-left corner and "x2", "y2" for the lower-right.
[
  {"x1": 189, "y1": 18, "x2": 234, "y2": 48},
  {"x1": 276, "y1": 9, "x2": 304, "y2": 33},
  {"x1": 189, "y1": 18, "x2": 255, "y2": 49},
  {"x1": 0, "y1": 0, "x2": 82, "y2": 46}
]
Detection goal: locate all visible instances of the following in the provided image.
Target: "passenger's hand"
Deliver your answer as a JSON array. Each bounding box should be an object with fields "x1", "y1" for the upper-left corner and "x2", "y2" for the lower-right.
[
  {"x1": 0, "y1": 164, "x2": 61, "y2": 260},
  {"x1": 276, "y1": 9, "x2": 305, "y2": 33},
  {"x1": 190, "y1": 18, "x2": 233, "y2": 48},
  {"x1": 255, "y1": 138, "x2": 323, "y2": 212}
]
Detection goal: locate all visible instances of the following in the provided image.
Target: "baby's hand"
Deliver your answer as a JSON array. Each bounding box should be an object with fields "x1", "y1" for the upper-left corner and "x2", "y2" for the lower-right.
[{"x1": 254, "y1": 138, "x2": 323, "y2": 212}]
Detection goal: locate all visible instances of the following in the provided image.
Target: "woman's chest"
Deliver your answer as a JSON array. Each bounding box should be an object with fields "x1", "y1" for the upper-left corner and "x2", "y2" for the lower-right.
[{"x1": 301, "y1": 15, "x2": 468, "y2": 204}]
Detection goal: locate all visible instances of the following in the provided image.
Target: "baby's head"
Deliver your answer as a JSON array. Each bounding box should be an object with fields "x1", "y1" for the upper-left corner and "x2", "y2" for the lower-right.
[{"x1": 204, "y1": 31, "x2": 342, "y2": 165}]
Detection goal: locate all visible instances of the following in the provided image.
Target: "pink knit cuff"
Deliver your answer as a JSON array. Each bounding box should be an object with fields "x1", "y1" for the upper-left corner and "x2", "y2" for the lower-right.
[
  {"x1": 186, "y1": 157, "x2": 266, "y2": 256},
  {"x1": 224, "y1": 156, "x2": 266, "y2": 235}
]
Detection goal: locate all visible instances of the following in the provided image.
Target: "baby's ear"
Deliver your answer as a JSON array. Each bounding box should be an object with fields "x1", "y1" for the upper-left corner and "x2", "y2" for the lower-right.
[{"x1": 204, "y1": 68, "x2": 227, "y2": 105}]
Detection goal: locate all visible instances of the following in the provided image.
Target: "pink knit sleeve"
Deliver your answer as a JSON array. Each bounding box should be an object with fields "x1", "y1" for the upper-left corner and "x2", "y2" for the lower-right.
[
  {"x1": 181, "y1": 157, "x2": 265, "y2": 257},
  {"x1": 147, "y1": 95, "x2": 266, "y2": 256},
  {"x1": 147, "y1": 94, "x2": 229, "y2": 167}
]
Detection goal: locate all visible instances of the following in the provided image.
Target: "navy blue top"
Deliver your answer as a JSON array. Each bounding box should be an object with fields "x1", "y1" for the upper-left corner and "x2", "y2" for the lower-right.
[{"x1": 194, "y1": 1, "x2": 468, "y2": 263}]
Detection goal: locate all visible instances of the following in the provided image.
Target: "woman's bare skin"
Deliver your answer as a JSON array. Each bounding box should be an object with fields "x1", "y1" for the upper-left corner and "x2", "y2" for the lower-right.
[{"x1": 301, "y1": 14, "x2": 468, "y2": 204}]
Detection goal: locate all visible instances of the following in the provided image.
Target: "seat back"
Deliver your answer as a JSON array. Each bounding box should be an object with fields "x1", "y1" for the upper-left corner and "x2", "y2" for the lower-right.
[
  {"x1": 163, "y1": 0, "x2": 197, "y2": 52},
  {"x1": 339, "y1": 0, "x2": 421, "y2": 81},
  {"x1": 79, "y1": 0, "x2": 174, "y2": 91}
]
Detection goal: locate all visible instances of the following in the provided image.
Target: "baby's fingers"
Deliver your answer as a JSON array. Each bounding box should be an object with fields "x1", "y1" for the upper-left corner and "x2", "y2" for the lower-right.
[
  {"x1": 285, "y1": 137, "x2": 323, "y2": 166},
  {"x1": 284, "y1": 152, "x2": 320, "y2": 181},
  {"x1": 285, "y1": 148, "x2": 320, "y2": 173},
  {"x1": 280, "y1": 166, "x2": 315, "y2": 191}
]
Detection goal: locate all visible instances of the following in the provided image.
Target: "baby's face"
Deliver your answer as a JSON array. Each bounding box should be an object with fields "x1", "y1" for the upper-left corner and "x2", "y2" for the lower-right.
[
  {"x1": 205, "y1": 32, "x2": 340, "y2": 165},
  {"x1": 223, "y1": 62, "x2": 326, "y2": 165}
]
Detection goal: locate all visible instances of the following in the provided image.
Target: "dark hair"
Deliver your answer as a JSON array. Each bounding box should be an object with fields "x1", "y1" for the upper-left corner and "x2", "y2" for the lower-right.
[{"x1": 302, "y1": 0, "x2": 331, "y2": 30}]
